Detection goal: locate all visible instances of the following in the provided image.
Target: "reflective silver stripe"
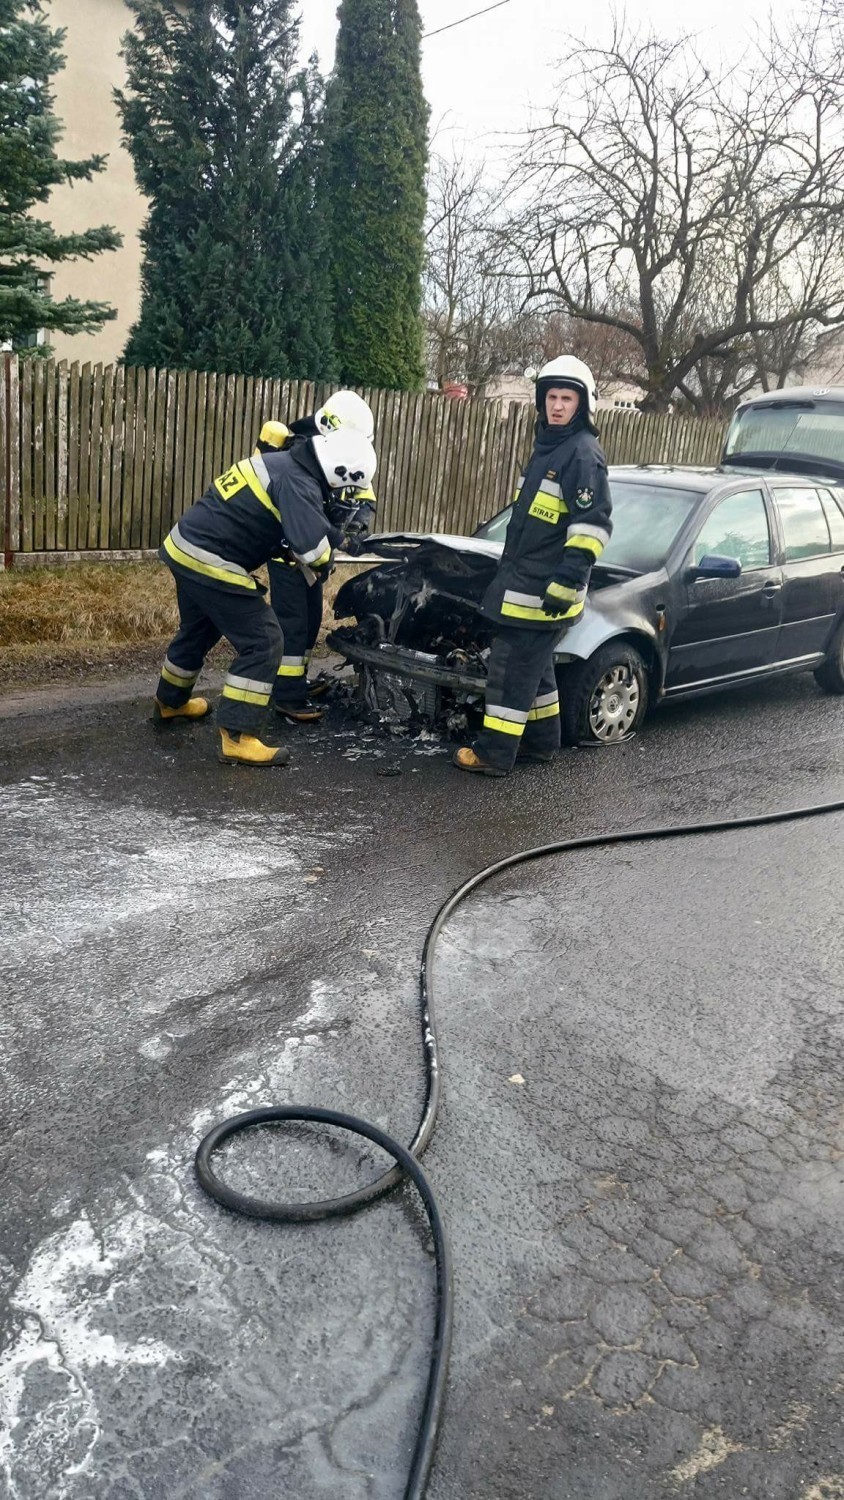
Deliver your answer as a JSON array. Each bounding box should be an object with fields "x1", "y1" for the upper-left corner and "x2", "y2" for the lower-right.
[
  {"x1": 162, "y1": 657, "x2": 198, "y2": 682},
  {"x1": 225, "y1": 672, "x2": 274, "y2": 695},
  {"x1": 297, "y1": 535, "x2": 331, "y2": 565},
  {"x1": 280, "y1": 655, "x2": 306, "y2": 667},
  {"x1": 486, "y1": 703, "x2": 529, "y2": 724},
  {"x1": 251, "y1": 453, "x2": 271, "y2": 490},
  {"x1": 567, "y1": 523, "x2": 611, "y2": 545},
  {"x1": 170, "y1": 523, "x2": 251, "y2": 579},
  {"x1": 503, "y1": 589, "x2": 544, "y2": 608},
  {"x1": 532, "y1": 690, "x2": 559, "y2": 708},
  {"x1": 539, "y1": 478, "x2": 563, "y2": 500}
]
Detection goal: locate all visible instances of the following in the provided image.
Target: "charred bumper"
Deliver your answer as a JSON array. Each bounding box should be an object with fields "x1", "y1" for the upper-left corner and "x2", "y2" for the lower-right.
[{"x1": 325, "y1": 631, "x2": 487, "y2": 695}]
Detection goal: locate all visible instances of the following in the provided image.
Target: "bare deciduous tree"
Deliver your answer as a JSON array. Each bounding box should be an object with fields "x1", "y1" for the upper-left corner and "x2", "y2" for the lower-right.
[
  {"x1": 423, "y1": 151, "x2": 512, "y2": 392},
  {"x1": 508, "y1": 19, "x2": 844, "y2": 412}
]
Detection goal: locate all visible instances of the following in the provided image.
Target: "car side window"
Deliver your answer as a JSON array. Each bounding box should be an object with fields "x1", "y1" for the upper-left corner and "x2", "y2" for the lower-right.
[
  {"x1": 820, "y1": 488, "x2": 844, "y2": 550},
  {"x1": 693, "y1": 490, "x2": 771, "y2": 570},
  {"x1": 774, "y1": 487, "x2": 832, "y2": 561}
]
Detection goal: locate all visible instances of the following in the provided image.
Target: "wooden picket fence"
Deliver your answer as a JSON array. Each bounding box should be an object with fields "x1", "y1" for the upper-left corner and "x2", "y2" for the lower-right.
[{"x1": 0, "y1": 355, "x2": 728, "y2": 563}]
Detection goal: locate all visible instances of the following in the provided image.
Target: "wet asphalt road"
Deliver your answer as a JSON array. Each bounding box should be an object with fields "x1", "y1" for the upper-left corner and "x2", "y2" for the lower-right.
[{"x1": 1, "y1": 668, "x2": 844, "y2": 1500}]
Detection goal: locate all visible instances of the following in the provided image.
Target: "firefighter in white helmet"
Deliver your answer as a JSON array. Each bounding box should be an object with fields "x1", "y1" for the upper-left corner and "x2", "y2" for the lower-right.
[
  {"x1": 153, "y1": 425, "x2": 377, "y2": 766},
  {"x1": 255, "y1": 391, "x2": 378, "y2": 721},
  {"x1": 454, "y1": 356, "x2": 613, "y2": 776}
]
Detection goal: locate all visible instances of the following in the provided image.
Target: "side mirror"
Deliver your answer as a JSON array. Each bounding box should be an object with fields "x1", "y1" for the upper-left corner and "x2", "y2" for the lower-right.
[{"x1": 691, "y1": 553, "x2": 742, "y2": 581}]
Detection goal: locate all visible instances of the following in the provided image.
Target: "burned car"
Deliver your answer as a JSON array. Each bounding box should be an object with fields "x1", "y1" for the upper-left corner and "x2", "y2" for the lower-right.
[{"x1": 330, "y1": 391, "x2": 844, "y2": 745}]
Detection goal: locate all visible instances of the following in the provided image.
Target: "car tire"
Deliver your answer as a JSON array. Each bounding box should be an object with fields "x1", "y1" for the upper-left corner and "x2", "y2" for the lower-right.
[
  {"x1": 814, "y1": 618, "x2": 844, "y2": 694},
  {"x1": 558, "y1": 641, "x2": 649, "y2": 745}
]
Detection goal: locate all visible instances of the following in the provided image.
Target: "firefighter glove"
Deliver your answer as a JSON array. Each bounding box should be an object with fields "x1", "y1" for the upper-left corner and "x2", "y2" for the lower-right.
[
  {"x1": 341, "y1": 532, "x2": 368, "y2": 557},
  {"x1": 542, "y1": 580, "x2": 581, "y2": 617}
]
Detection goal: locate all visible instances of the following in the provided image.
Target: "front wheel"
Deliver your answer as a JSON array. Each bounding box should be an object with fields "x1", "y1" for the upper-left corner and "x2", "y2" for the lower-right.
[
  {"x1": 814, "y1": 618, "x2": 844, "y2": 694},
  {"x1": 558, "y1": 642, "x2": 649, "y2": 745}
]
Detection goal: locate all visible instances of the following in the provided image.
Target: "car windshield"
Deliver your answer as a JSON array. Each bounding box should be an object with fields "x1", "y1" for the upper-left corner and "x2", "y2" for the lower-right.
[
  {"x1": 724, "y1": 401, "x2": 844, "y2": 468},
  {"x1": 474, "y1": 479, "x2": 700, "y2": 572}
]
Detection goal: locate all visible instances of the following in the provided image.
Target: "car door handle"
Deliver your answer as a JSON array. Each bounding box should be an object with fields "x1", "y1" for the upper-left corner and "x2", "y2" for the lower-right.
[{"x1": 763, "y1": 581, "x2": 782, "y2": 594}]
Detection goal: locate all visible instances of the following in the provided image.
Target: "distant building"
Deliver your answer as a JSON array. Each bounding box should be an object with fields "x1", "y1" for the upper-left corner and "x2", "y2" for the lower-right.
[
  {"x1": 43, "y1": 0, "x2": 146, "y2": 365},
  {"x1": 483, "y1": 371, "x2": 644, "y2": 413}
]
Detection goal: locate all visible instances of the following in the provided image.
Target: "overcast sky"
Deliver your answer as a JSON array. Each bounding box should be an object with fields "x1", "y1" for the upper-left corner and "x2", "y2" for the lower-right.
[{"x1": 299, "y1": 0, "x2": 803, "y2": 164}]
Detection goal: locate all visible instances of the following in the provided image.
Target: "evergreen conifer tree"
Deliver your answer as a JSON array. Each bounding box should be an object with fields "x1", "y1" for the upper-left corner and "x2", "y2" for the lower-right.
[
  {"x1": 117, "y1": 0, "x2": 335, "y2": 379},
  {"x1": 0, "y1": 0, "x2": 121, "y2": 353},
  {"x1": 327, "y1": 0, "x2": 428, "y2": 389}
]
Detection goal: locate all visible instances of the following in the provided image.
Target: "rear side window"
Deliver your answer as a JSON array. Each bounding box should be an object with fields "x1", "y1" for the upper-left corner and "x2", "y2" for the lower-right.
[
  {"x1": 694, "y1": 490, "x2": 771, "y2": 569},
  {"x1": 820, "y1": 489, "x2": 844, "y2": 549},
  {"x1": 774, "y1": 487, "x2": 832, "y2": 561}
]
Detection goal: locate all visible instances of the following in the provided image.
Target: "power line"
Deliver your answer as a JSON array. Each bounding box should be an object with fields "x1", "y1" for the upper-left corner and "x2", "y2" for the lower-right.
[{"x1": 422, "y1": 1, "x2": 511, "y2": 41}]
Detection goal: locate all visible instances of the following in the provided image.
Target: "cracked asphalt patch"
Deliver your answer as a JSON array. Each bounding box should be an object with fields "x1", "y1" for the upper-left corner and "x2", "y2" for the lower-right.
[{"x1": 1, "y1": 670, "x2": 844, "y2": 1497}]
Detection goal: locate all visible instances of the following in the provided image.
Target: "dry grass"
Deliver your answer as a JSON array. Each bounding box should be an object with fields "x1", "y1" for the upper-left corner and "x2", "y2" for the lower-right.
[
  {"x1": 0, "y1": 559, "x2": 372, "y2": 688},
  {"x1": 0, "y1": 561, "x2": 177, "y2": 645}
]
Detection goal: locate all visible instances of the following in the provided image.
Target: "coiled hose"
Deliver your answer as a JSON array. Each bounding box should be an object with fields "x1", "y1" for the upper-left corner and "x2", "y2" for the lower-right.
[{"x1": 195, "y1": 796, "x2": 844, "y2": 1499}]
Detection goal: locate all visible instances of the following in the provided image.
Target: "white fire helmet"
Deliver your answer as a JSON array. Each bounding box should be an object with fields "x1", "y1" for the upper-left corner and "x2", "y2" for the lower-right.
[
  {"x1": 314, "y1": 389, "x2": 375, "y2": 441},
  {"x1": 312, "y1": 427, "x2": 378, "y2": 491},
  {"x1": 534, "y1": 357, "x2": 598, "y2": 422}
]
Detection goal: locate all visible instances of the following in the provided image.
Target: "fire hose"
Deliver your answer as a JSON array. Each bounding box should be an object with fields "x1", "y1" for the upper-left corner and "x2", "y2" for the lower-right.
[{"x1": 195, "y1": 795, "x2": 844, "y2": 1499}]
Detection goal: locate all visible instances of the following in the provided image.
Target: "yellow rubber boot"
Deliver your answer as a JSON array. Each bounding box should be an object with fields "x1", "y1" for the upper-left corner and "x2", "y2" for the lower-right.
[
  {"x1": 218, "y1": 729, "x2": 290, "y2": 767},
  {"x1": 452, "y1": 746, "x2": 508, "y2": 778},
  {"x1": 153, "y1": 696, "x2": 211, "y2": 721}
]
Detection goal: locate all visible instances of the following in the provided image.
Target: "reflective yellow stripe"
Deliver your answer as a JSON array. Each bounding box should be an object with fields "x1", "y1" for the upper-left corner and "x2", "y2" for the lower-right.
[
  {"x1": 528, "y1": 490, "x2": 569, "y2": 524},
  {"x1": 163, "y1": 532, "x2": 257, "y2": 589},
  {"x1": 161, "y1": 665, "x2": 197, "y2": 689},
  {"x1": 545, "y1": 581, "x2": 580, "y2": 603},
  {"x1": 276, "y1": 664, "x2": 306, "y2": 677},
  {"x1": 221, "y1": 684, "x2": 271, "y2": 705},
  {"x1": 566, "y1": 534, "x2": 604, "y2": 557},
  {"x1": 501, "y1": 600, "x2": 559, "y2": 620},
  {"x1": 528, "y1": 702, "x2": 560, "y2": 721},
  {"x1": 501, "y1": 598, "x2": 585, "y2": 623},
  {"x1": 162, "y1": 658, "x2": 197, "y2": 682},
  {"x1": 484, "y1": 714, "x2": 525, "y2": 737},
  {"x1": 237, "y1": 460, "x2": 281, "y2": 522},
  {"x1": 312, "y1": 547, "x2": 331, "y2": 567}
]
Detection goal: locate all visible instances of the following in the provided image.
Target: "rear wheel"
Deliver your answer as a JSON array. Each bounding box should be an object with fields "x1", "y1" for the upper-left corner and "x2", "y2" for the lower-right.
[
  {"x1": 559, "y1": 642, "x2": 649, "y2": 745},
  {"x1": 814, "y1": 618, "x2": 844, "y2": 694}
]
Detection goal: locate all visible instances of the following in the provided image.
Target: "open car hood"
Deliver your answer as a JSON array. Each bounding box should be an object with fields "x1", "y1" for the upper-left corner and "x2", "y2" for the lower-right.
[
  {"x1": 334, "y1": 533, "x2": 642, "y2": 671},
  {"x1": 365, "y1": 531, "x2": 503, "y2": 560}
]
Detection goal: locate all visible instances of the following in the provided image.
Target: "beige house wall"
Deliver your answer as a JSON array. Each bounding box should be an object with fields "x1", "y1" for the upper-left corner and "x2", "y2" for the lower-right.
[
  {"x1": 484, "y1": 372, "x2": 644, "y2": 413},
  {"x1": 44, "y1": 0, "x2": 145, "y2": 365}
]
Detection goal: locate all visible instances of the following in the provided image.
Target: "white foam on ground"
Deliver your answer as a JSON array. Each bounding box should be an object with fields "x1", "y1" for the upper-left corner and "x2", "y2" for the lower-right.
[{"x1": 0, "y1": 1213, "x2": 174, "y2": 1494}]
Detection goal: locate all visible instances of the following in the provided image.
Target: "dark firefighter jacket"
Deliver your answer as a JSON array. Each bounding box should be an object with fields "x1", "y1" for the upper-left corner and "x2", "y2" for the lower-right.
[
  {"x1": 257, "y1": 416, "x2": 377, "y2": 561},
  {"x1": 160, "y1": 447, "x2": 336, "y2": 595},
  {"x1": 482, "y1": 415, "x2": 613, "y2": 629}
]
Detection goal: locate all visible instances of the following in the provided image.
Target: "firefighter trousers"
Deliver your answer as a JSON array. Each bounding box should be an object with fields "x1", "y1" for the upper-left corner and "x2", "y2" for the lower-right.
[
  {"x1": 474, "y1": 624, "x2": 561, "y2": 771},
  {"x1": 267, "y1": 560, "x2": 323, "y2": 708},
  {"x1": 156, "y1": 571, "x2": 283, "y2": 733}
]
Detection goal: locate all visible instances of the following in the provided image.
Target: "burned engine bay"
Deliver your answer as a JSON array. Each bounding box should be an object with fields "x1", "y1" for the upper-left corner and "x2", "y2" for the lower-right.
[{"x1": 328, "y1": 540, "x2": 499, "y2": 736}]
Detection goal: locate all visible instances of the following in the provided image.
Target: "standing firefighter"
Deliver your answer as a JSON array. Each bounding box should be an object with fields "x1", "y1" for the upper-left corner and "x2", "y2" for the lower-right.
[
  {"x1": 261, "y1": 391, "x2": 377, "y2": 722},
  {"x1": 152, "y1": 427, "x2": 377, "y2": 766},
  {"x1": 454, "y1": 357, "x2": 612, "y2": 776}
]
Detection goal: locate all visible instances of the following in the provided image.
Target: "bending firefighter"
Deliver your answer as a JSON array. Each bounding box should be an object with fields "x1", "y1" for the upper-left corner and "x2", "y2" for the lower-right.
[
  {"x1": 255, "y1": 391, "x2": 377, "y2": 723},
  {"x1": 454, "y1": 357, "x2": 613, "y2": 777},
  {"x1": 153, "y1": 424, "x2": 377, "y2": 766}
]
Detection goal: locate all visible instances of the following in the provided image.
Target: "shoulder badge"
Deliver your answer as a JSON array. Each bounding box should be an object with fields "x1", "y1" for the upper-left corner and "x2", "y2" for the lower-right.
[
  {"x1": 546, "y1": 469, "x2": 557, "y2": 480},
  {"x1": 575, "y1": 487, "x2": 594, "y2": 509}
]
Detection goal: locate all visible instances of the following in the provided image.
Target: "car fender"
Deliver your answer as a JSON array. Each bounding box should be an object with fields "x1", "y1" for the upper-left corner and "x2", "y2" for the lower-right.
[{"x1": 554, "y1": 602, "x2": 666, "y2": 681}]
